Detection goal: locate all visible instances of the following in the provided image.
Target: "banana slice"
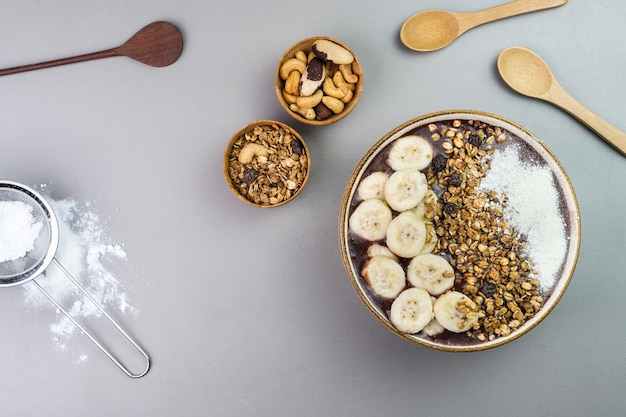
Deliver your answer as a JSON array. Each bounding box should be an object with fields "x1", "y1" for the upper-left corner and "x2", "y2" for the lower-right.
[
  {"x1": 413, "y1": 189, "x2": 438, "y2": 221},
  {"x1": 420, "y1": 221, "x2": 438, "y2": 255},
  {"x1": 389, "y1": 287, "x2": 433, "y2": 333},
  {"x1": 387, "y1": 135, "x2": 433, "y2": 171},
  {"x1": 422, "y1": 317, "x2": 445, "y2": 337},
  {"x1": 349, "y1": 199, "x2": 392, "y2": 241},
  {"x1": 366, "y1": 243, "x2": 397, "y2": 260},
  {"x1": 383, "y1": 169, "x2": 428, "y2": 212},
  {"x1": 407, "y1": 254, "x2": 455, "y2": 296},
  {"x1": 361, "y1": 255, "x2": 406, "y2": 299},
  {"x1": 433, "y1": 291, "x2": 480, "y2": 333},
  {"x1": 385, "y1": 210, "x2": 426, "y2": 258},
  {"x1": 357, "y1": 172, "x2": 389, "y2": 200}
]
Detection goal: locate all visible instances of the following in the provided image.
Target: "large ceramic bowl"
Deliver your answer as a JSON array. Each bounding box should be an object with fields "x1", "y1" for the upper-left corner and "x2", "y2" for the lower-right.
[{"x1": 339, "y1": 110, "x2": 580, "y2": 351}]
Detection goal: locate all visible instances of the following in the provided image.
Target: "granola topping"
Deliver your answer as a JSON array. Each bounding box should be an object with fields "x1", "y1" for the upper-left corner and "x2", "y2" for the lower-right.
[{"x1": 427, "y1": 119, "x2": 544, "y2": 342}]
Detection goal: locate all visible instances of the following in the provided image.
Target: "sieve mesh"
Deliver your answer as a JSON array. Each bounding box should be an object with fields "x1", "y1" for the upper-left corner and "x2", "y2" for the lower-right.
[{"x1": 0, "y1": 184, "x2": 55, "y2": 285}]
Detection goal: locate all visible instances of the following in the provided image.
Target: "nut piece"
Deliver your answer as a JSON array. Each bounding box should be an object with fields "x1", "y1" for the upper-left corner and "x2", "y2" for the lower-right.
[
  {"x1": 282, "y1": 90, "x2": 298, "y2": 105},
  {"x1": 296, "y1": 89, "x2": 324, "y2": 109},
  {"x1": 284, "y1": 71, "x2": 301, "y2": 95},
  {"x1": 279, "y1": 58, "x2": 306, "y2": 80},
  {"x1": 300, "y1": 58, "x2": 326, "y2": 96},
  {"x1": 238, "y1": 143, "x2": 269, "y2": 164},
  {"x1": 294, "y1": 50, "x2": 308, "y2": 63},
  {"x1": 314, "y1": 102, "x2": 333, "y2": 121},
  {"x1": 312, "y1": 39, "x2": 354, "y2": 65},
  {"x1": 339, "y1": 63, "x2": 359, "y2": 84},
  {"x1": 340, "y1": 88, "x2": 354, "y2": 104},
  {"x1": 321, "y1": 96, "x2": 345, "y2": 114},
  {"x1": 289, "y1": 104, "x2": 316, "y2": 120},
  {"x1": 322, "y1": 77, "x2": 347, "y2": 99},
  {"x1": 332, "y1": 71, "x2": 355, "y2": 91}
]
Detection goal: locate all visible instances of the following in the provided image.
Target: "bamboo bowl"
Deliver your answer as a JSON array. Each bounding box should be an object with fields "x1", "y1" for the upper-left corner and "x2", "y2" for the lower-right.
[
  {"x1": 223, "y1": 120, "x2": 310, "y2": 208},
  {"x1": 275, "y1": 36, "x2": 363, "y2": 126}
]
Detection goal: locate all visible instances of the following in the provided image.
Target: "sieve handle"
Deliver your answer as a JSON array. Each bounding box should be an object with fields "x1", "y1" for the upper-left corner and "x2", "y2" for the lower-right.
[{"x1": 31, "y1": 258, "x2": 150, "y2": 378}]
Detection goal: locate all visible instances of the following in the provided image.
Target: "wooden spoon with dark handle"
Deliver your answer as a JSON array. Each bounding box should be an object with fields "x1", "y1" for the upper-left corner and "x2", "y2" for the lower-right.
[{"x1": 0, "y1": 21, "x2": 183, "y2": 76}]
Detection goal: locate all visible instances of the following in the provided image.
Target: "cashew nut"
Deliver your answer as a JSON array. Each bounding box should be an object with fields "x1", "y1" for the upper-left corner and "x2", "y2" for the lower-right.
[
  {"x1": 340, "y1": 88, "x2": 354, "y2": 104},
  {"x1": 289, "y1": 104, "x2": 316, "y2": 120},
  {"x1": 322, "y1": 96, "x2": 345, "y2": 114},
  {"x1": 284, "y1": 70, "x2": 301, "y2": 95},
  {"x1": 332, "y1": 71, "x2": 355, "y2": 92},
  {"x1": 296, "y1": 89, "x2": 323, "y2": 109},
  {"x1": 295, "y1": 50, "x2": 308, "y2": 63},
  {"x1": 322, "y1": 77, "x2": 348, "y2": 99},
  {"x1": 238, "y1": 143, "x2": 269, "y2": 164},
  {"x1": 339, "y1": 64, "x2": 359, "y2": 84},
  {"x1": 279, "y1": 58, "x2": 306, "y2": 80},
  {"x1": 282, "y1": 89, "x2": 298, "y2": 105}
]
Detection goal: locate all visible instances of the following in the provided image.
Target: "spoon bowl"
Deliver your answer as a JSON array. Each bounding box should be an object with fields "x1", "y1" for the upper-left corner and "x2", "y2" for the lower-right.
[
  {"x1": 400, "y1": 10, "x2": 460, "y2": 52},
  {"x1": 497, "y1": 47, "x2": 553, "y2": 97},
  {"x1": 498, "y1": 46, "x2": 626, "y2": 156},
  {"x1": 400, "y1": 0, "x2": 568, "y2": 52},
  {"x1": 0, "y1": 21, "x2": 183, "y2": 76},
  {"x1": 115, "y1": 21, "x2": 183, "y2": 67}
]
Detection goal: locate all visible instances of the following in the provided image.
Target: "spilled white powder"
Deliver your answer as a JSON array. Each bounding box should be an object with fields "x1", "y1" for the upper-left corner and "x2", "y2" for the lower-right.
[
  {"x1": 22, "y1": 191, "x2": 137, "y2": 355},
  {"x1": 0, "y1": 201, "x2": 43, "y2": 262},
  {"x1": 479, "y1": 145, "x2": 567, "y2": 288}
]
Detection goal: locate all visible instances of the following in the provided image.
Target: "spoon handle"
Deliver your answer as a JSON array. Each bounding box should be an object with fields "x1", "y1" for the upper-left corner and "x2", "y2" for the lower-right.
[
  {"x1": 0, "y1": 48, "x2": 119, "y2": 76},
  {"x1": 459, "y1": 0, "x2": 568, "y2": 31},
  {"x1": 546, "y1": 82, "x2": 626, "y2": 156}
]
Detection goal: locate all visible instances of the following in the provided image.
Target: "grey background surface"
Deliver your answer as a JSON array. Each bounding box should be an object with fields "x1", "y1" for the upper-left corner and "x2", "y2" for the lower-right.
[{"x1": 1, "y1": 1, "x2": 625, "y2": 416}]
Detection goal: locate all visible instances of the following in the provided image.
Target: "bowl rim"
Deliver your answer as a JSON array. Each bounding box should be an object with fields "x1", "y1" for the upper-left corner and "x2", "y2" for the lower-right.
[
  {"x1": 223, "y1": 119, "x2": 311, "y2": 208},
  {"x1": 339, "y1": 109, "x2": 581, "y2": 352},
  {"x1": 275, "y1": 36, "x2": 363, "y2": 126}
]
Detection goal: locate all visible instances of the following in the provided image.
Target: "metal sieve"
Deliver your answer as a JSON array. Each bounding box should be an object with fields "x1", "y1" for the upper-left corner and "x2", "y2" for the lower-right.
[{"x1": 0, "y1": 181, "x2": 150, "y2": 378}]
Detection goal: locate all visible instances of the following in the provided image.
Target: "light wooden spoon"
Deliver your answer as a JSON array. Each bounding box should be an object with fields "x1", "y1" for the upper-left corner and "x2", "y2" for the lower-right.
[
  {"x1": 400, "y1": 0, "x2": 567, "y2": 52},
  {"x1": 498, "y1": 46, "x2": 626, "y2": 157},
  {"x1": 0, "y1": 21, "x2": 183, "y2": 76}
]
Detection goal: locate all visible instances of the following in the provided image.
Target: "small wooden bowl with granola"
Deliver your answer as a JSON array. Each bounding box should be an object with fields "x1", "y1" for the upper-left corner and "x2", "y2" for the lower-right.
[{"x1": 223, "y1": 120, "x2": 310, "y2": 208}]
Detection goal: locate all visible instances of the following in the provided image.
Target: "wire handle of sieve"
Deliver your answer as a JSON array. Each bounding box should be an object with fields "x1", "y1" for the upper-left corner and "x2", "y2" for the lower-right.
[{"x1": 31, "y1": 258, "x2": 150, "y2": 378}]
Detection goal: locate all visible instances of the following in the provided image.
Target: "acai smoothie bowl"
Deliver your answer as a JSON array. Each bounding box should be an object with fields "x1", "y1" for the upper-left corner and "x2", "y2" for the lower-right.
[{"x1": 339, "y1": 110, "x2": 580, "y2": 352}]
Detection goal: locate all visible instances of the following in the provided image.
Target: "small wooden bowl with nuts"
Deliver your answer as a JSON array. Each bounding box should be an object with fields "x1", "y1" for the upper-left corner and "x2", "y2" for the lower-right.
[
  {"x1": 223, "y1": 120, "x2": 310, "y2": 208},
  {"x1": 275, "y1": 36, "x2": 363, "y2": 126}
]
